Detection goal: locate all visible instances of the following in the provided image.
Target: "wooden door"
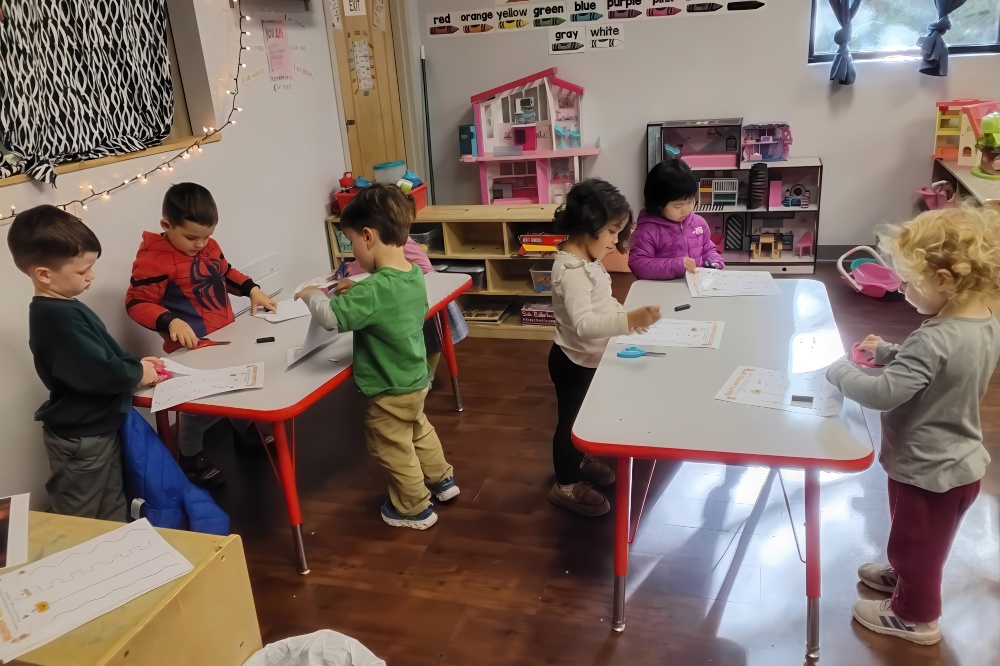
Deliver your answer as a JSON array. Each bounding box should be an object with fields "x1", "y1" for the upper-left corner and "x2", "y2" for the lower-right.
[{"x1": 330, "y1": 0, "x2": 406, "y2": 180}]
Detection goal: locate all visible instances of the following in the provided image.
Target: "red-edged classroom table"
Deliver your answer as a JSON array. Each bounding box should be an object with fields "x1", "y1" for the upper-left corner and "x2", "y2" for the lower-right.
[
  {"x1": 134, "y1": 272, "x2": 471, "y2": 574},
  {"x1": 572, "y1": 279, "x2": 874, "y2": 660}
]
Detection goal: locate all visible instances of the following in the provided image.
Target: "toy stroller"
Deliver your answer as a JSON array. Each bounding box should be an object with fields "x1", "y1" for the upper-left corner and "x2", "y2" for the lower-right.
[{"x1": 838, "y1": 246, "x2": 902, "y2": 299}]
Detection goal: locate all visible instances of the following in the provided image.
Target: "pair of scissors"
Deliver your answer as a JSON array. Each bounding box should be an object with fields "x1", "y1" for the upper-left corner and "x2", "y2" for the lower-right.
[{"x1": 617, "y1": 346, "x2": 666, "y2": 359}]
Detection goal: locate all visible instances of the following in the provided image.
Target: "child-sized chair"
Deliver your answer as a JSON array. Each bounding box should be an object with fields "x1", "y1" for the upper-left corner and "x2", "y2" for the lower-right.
[{"x1": 795, "y1": 230, "x2": 814, "y2": 258}]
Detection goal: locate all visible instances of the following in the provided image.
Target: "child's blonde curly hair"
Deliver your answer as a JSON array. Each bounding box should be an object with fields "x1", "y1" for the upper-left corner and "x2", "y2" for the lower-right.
[{"x1": 877, "y1": 203, "x2": 1000, "y2": 297}]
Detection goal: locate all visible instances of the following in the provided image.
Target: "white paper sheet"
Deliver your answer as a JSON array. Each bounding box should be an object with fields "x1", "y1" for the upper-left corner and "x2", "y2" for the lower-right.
[
  {"x1": 0, "y1": 494, "x2": 29, "y2": 571},
  {"x1": 253, "y1": 298, "x2": 310, "y2": 323},
  {"x1": 616, "y1": 319, "x2": 725, "y2": 349},
  {"x1": 151, "y1": 363, "x2": 264, "y2": 412},
  {"x1": 686, "y1": 269, "x2": 782, "y2": 298},
  {"x1": 287, "y1": 319, "x2": 340, "y2": 368},
  {"x1": 0, "y1": 519, "x2": 193, "y2": 663},
  {"x1": 714, "y1": 366, "x2": 842, "y2": 417}
]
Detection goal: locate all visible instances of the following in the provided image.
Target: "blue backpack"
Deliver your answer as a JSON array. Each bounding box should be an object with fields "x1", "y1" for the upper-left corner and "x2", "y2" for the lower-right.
[{"x1": 120, "y1": 409, "x2": 230, "y2": 536}]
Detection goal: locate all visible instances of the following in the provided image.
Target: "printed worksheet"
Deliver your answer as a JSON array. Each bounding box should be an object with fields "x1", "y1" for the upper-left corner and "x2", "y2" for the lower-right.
[
  {"x1": 714, "y1": 366, "x2": 842, "y2": 417},
  {"x1": 151, "y1": 363, "x2": 264, "y2": 412},
  {"x1": 254, "y1": 298, "x2": 310, "y2": 323},
  {"x1": 616, "y1": 319, "x2": 725, "y2": 349},
  {"x1": 686, "y1": 269, "x2": 782, "y2": 298},
  {"x1": 0, "y1": 519, "x2": 192, "y2": 663},
  {"x1": 287, "y1": 319, "x2": 340, "y2": 368}
]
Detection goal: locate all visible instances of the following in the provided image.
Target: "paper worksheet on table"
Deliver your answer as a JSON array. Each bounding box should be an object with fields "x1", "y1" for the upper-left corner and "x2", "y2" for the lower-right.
[
  {"x1": 686, "y1": 268, "x2": 782, "y2": 298},
  {"x1": 616, "y1": 318, "x2": 725, "y2": 349},
  {"x1": 152, "y1": 361, "x2": 264, "y2": 412},
  {"x1": 714, "y1": 366, "x2": 843, "y2": 417}
]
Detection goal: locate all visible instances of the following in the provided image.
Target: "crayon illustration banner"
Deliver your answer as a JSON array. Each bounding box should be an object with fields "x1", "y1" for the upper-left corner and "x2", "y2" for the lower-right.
[
  {"x1": 549, "y1": 26, "x2": 587, "y2": 54},
  {"x1": 427, "y1": 0, "x2": 766, "y2": 38}
]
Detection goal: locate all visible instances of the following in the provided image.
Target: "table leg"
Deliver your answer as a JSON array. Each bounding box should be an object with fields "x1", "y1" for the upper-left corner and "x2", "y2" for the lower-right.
[
  {"x1": 805, "y1": 468, "x2": 820, "y2": 660},
  {"x1": 437, "y1": 309, "x2": 463, "y2": 412},
  {"x1": 272, "y1": 420, "x2": 310, "y2": 575},
  {"x1": 612, "y1": 456, "x2": 632, "y2": 632},
  {"x1": 155, "y1": 411, "x2": 176, "y2": 458}
]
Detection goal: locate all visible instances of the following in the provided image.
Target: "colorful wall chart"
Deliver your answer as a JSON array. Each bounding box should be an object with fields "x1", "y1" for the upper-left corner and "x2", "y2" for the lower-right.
[{"x1": 427, "y1": 1, "x2": 767, "y2": 38}]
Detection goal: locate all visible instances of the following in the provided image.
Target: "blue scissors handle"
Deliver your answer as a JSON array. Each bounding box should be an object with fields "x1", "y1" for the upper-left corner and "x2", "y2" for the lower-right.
[{"x1": 617, "y1": 346, "x2": 665, "y2": 358}]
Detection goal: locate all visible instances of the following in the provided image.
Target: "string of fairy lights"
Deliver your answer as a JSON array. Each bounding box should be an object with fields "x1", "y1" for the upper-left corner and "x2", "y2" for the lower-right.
[{"x1": 0, "y1": 0, "x2": 252, "y2": 225}]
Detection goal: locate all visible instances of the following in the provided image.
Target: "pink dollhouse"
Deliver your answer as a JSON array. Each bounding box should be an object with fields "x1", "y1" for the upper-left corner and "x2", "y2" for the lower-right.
[{"x1": 462, "y1": 68, "x2": 599, "y2": 205}]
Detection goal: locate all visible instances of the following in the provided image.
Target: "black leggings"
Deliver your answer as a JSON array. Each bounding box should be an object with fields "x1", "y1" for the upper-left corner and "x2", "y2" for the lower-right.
[{"x1": 548, "y1": 344, "x2": 596, "y2": 485}]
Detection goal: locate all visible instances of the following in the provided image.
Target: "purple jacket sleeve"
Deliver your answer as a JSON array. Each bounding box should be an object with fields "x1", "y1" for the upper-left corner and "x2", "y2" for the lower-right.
[
  {"x1": 694, "y1": 216, "x2": 725, "y2": 269},
  {"x1": 627, "y1": 224, "x2": 686, "y2": 280}
]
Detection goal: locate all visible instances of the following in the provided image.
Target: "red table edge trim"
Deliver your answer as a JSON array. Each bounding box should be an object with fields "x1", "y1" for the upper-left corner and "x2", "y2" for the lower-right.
[
  {"x1": 131, "y1": 278, "x2": 471, "y2": 422},
  {"x1": 572, "y1": 433, "x2": 876, "y2": 473}
]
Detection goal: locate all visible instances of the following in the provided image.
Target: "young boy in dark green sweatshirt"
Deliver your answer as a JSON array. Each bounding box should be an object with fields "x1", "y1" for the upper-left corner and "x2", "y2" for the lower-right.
[{"x1": 8, "y1": 206, "x2": 161, "y2": 521}]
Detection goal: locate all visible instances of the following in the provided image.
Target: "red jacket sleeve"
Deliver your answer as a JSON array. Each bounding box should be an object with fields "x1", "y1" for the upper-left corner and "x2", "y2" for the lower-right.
[
  {"x1": 213, "y1": 241, "x2": 257, "y2": 297},
  {"x1": 125, "y1": 245, "x2": 175, "y2": 332}
]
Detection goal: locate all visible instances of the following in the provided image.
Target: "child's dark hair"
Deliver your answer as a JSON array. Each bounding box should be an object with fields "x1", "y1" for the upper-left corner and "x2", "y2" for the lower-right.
[
  {"x1": 553, "y1": 179, "x2": 633, "y2": 252},
  {"x1": 644, "y1": 159, "x2": 698, "y2": 213},
  {"x1": 162, "y1": 182, "x2": 218, "y2": 228},
  {"x1": 340, "y1": 183, "x2": 412, "y2": 246},
  {"x1": 7, "y1": 205, "x2": 102, "y2": 274}
]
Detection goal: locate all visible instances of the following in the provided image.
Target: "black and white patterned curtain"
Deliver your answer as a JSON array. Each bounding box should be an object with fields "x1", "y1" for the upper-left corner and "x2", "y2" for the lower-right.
[{"x1": 0, "y1": 1, "x2": 173, "y2": 184}]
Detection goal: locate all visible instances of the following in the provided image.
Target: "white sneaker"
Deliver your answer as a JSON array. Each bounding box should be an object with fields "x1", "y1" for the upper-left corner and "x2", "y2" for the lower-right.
[
  {"x1": 851, "y1": 599, "x2": 941, "y2": 646},
  {"x1": 858, "y1": 563, "x2": 897, "y2": 593}
]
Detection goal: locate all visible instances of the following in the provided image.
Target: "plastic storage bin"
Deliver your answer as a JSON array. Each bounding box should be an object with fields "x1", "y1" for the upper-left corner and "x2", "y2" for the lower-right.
[
  {"x1": 445, "y1": 263, "x2": 486, "y2": 292},
  {"x1": 410, "y1": 183, "x2": 428, "y2": 211},
  {"x1": 372, "y1": 160, "x2": 406, "y2": 184},
  {"x1": 409, "y1": 225, "x2": 442, "y2": 254},
  {"x1": 530, "y1": 262, "x2": 553, "y2": 292}
]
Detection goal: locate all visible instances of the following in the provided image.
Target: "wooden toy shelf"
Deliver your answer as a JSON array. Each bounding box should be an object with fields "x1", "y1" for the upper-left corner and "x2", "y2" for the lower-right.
[{"x1": 327, "y1": 205, "x2": 562, "y2": 340}]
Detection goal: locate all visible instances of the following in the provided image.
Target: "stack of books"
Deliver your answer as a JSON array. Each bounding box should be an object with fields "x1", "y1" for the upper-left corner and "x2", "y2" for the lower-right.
[{"x1": 521, "y1": 301, "x2": 555, "y2": 327}]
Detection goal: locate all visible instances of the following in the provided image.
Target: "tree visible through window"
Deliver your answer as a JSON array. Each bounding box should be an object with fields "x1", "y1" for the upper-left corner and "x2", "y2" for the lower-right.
[{"x1": 812, "y1": 0, "x2": 1000, "y2": 59}]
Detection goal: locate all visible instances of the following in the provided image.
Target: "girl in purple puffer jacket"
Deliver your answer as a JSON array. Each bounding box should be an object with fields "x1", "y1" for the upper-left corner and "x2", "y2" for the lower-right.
[{"x1": 628, "y1": 159, "x2": 725, "y2": 280}]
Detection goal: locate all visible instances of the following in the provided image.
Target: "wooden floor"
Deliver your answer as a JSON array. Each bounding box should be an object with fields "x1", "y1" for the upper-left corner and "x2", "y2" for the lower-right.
[{"x1": 208, "y1": 265, "x2": 999, "y2": 666}]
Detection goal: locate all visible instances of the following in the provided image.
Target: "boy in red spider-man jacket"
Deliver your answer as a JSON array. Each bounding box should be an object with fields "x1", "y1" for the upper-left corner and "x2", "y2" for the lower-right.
[{"x1": 126, "y1": 182, "x2": 277, "y2": 485}]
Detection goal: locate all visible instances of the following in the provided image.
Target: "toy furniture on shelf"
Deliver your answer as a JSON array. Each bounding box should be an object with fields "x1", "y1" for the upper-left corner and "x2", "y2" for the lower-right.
[
  {"x1": 932, "y1": 99, "x2": 999, "y2": 165},
  {"x1": 795, "y1": 230, "x2": 814, "y2": 257},
  {"x1": 646, "y1": 118, "x2": 742, "y2": 172},
  {"x1": 462, "y1": 68, "x2": 599, "y2": 205},
  {"x1": 329, "y1": 205, "x2": 570, "y2": 340},
  {"x1": 741, "y1": 123, "x2": 792, "y2": 162}
]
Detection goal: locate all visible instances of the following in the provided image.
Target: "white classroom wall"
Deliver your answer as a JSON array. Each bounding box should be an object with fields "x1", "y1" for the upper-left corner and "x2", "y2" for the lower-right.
[
  {"x1": 0, "y1": 0, "x2": 345, "y2": 507},
  {"x1": 407, "y1": 0, "x2": 1000, "y2": 249}
]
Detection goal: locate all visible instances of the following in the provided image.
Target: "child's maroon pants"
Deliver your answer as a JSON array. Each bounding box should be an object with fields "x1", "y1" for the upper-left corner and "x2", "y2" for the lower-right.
[{"x1": 887, "y1": 477, "x2": 980, "y2": 623}]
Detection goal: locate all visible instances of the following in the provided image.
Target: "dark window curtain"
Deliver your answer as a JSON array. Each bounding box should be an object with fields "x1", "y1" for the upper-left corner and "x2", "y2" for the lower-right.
[
  {"x1": 829, "y1": 0, "x2": 863, "y2": 85},
  {"x1": 0, "y1": 1, "x2": 173, "y2": 184},
  {"x1": 918, "y1": 0, "x2": 967, "y2": 77}
]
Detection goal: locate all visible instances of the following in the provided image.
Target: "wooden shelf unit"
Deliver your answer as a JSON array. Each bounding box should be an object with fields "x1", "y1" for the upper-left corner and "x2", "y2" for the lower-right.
[{"x1": 327, "y1": 205, "x2": 561, "y2": 340}]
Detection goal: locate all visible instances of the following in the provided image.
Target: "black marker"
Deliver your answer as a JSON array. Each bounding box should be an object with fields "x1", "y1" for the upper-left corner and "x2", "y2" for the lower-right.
[
  {"x1": 257, "y1": 336, "x2": 275, "y2": 343},
  {"x1": 675, "y1": 304, "x2": 691, "y2": 312}
]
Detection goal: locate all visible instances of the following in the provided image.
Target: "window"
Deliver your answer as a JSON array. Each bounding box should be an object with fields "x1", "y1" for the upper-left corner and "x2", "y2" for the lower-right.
[{"x1": 810, "y1": 0, "x2": 1000, "y2": 62}]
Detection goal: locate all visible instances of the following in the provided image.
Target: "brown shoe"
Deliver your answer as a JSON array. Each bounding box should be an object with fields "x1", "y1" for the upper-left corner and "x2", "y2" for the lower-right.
[
  {"x1": 580, "y1": 456, "x2": 615, "y2": 486},
  {"x1": 548, "y1": 481, "x2": 610, "y2": 517}
]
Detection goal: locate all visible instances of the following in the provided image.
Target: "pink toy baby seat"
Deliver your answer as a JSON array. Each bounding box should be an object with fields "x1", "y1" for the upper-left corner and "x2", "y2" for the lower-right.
[{"x1": 838, "y1": 246, "x2": 902, "y2": 299}]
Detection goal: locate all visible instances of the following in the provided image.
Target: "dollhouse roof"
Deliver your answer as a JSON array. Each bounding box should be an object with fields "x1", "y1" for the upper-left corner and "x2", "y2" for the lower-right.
[
  {"x1": 962, "y1": 102, "x2": 1000, "y2": 138},
  {"x1": 470, "y1": 67, "x2": 583, "y2": 104}
]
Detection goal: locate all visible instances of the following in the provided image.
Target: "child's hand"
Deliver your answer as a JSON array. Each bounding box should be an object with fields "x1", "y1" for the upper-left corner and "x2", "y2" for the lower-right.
[
  {"x1": 168, "y1": 319, "x2": 198, "y2": 349},
  {"x1": 683, "y1": 257, "x2": 697, "y2": 273},
  {"x1": 139, "y1": 360, "x2": 161, "y2": 387},
  {"x1": 627, "y1": 305, "x2": 662, "y2": 333},
  {"x1": 334, "y1": 278, "x2": 355, "y2": 296},
  {"x1": 249, "y1": 286, "x2": 278, "y2": 315},
  {"x1": 858, "y1": 335, "x2": 884, "y2": 353},
  {"x1": 294, "y1": 285, "x2": 321, "y2": 301}
]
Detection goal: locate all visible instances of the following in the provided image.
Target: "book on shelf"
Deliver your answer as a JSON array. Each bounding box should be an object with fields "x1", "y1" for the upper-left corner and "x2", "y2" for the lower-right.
[{"x1": 461, "y1": 297, "x2": 513, "y2": 324}]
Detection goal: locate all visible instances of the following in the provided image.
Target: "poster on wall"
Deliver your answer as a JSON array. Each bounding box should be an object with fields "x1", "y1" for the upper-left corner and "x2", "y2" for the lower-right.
[
  {"x1": 549, "y1": 25, "x2": 586, "y2": 54},
  {"x1": 587, "y1": 21, "x2": 623, "y2": 49},
  {"x1": 262, "y1": 20, "x2": 294, "y2": 81},
  {"x1": 373, "y1": 0, "x2": 386, "y2": 31},
  {"x1": 351, "y1": 39, "x2": 374, "y2": 91},
  {"x1": 344, "y1": 0, "x2": 366, "y2": 16},
  {"x1": 327, "y1": 0, "x2": 343, "y2": 29},
  {"x1": 427, "y1": 0, "x2": 766, "y2": 38}
]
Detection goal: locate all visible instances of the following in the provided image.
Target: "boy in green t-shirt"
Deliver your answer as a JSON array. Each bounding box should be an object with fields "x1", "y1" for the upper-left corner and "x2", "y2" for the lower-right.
[{"x1": 297, "y1": 184, "x2": 458, "y2": 530}]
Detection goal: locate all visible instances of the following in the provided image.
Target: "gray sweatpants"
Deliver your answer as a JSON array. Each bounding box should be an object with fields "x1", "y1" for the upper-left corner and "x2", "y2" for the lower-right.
[
  {"x1": 42, "y1": 426, "x2": 127, "y2": 522},
  {"x1": 178, "y1": 415, "x2": 251, "y2": 457}
]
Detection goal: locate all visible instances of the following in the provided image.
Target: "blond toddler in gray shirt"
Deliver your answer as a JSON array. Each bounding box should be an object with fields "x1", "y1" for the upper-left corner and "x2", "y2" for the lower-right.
[{"x1": 826, "y1": 204, "x2": 1000, "y2": 646}]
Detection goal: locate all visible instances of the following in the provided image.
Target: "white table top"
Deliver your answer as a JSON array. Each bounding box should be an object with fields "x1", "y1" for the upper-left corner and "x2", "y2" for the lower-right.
[
  {"x1": 134, "y1": 272, "x2": 470, "y2": 420},
  {"x1": 938, "y1": 160, "x2": 1000, "y2": 204},
  {"x1": 572, "y1": 279, "x2": 874, "y2": 471}
]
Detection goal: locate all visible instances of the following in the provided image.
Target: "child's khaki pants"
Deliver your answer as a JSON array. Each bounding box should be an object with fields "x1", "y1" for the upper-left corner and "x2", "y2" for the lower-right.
[{"x1": 364, "y1": 388, "x2": 453, "y2": 516}]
